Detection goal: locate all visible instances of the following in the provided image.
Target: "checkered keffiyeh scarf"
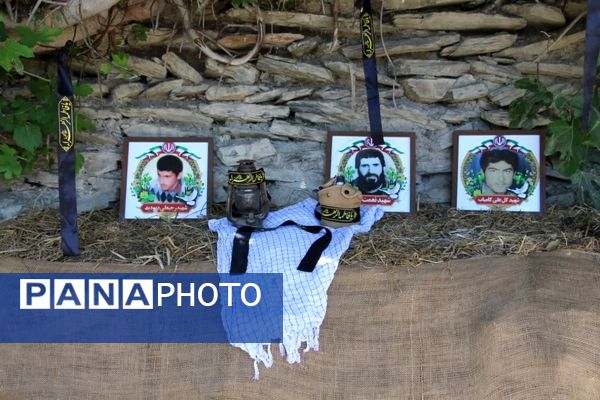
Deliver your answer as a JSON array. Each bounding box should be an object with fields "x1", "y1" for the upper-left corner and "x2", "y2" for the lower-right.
[{"x1": 208, "y1": 198, "x2": 383, "y2": 378}]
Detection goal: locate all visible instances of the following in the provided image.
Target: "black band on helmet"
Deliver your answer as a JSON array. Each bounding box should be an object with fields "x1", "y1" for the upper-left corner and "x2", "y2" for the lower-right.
[
  {"x1": 228, "y1": 168, "x2": 266, "y2": 186},
  {"x1": 315, "y1": 205, "x2": 360, "y2": 225}
]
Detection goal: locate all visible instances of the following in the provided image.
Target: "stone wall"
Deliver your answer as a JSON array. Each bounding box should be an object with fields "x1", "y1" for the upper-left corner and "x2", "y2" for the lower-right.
[{"x1": 0, "y1": 0, "x2": 587, "y2": 221}]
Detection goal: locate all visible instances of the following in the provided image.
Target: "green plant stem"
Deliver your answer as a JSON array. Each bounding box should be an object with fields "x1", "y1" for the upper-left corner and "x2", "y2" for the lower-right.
[
  {"x1": 569, "y1": 119, "x2": 575, "y2": 159},
  {"x1": 22, "y1": 70, "x2": 50, "y2": 82}
]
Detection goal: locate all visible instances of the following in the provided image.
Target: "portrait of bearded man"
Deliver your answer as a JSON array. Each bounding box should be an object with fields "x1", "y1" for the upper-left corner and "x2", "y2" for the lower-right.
[{"x1": 351, "y1": 148, "x2": 388, "y2": 195}]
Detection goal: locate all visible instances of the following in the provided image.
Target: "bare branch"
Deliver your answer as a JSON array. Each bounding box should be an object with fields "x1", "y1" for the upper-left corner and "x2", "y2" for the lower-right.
[
  {"x1": 173, "y1": 0, "x2": 264, "y2": 66},
  {"x1": 194, "y1": 7, "x2": 264, "y2": 66},
  {"x1": 533, "y1": 10, "x2": 587, "y2": 63},
  {"x1": 4, "y1": 0, "x2": 15, "y2": 22},
  {"x1": 23, "y1": 69, "x2": 51, "y2": 82},
  {"x1": 26, "y1": 0, "x2": 44, "y2": 26}
]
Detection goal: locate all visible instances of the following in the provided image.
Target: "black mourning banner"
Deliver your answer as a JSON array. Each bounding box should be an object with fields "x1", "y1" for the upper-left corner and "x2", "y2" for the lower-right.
[
  {"x1": 56, "y1": 41, "x2": 80, "y2": 256},
  {"x1": 356, "y1": 0, "x2": 384, "y2": 146}
]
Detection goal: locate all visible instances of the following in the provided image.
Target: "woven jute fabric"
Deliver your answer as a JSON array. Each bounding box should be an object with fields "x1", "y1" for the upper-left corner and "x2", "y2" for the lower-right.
[{"x1": 0, "y1": 250, "x2": 599, "y2": 399}]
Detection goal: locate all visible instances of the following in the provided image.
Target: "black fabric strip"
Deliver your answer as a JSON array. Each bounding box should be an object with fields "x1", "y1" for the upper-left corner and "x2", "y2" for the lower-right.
[
  {"x1": 359, "y1": 0, "x2": 384, "y2": 146},
  {"x1": 230, "y1": 226, "x2": 254, "y2": 274},
  {"x1": 229, "y1": 220, "x2": 332, "y2": 274},
  {"x1": 296, "y1": 225, "x2": 332, "y2": 272},
  {"x1": 582, "y1": 0, "x2": 600, "y2": 131},
  {"x1": 56, "y1": 41, "x2": 80, "y2": 256}
]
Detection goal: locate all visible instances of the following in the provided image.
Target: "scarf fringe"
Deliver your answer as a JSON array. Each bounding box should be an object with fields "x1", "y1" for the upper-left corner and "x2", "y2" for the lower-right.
[{"x1": 234, "y1": 325, "x2": 321, "y2": 380}]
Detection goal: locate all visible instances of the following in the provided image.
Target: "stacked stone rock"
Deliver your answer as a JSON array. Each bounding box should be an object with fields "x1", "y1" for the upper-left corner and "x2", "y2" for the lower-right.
[{"x1": 0, "y1": 0, "x2": 586, "y2": 220}]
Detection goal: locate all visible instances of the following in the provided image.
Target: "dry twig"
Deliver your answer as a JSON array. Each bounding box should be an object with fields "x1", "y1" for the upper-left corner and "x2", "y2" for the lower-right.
[{"x1": 534, "y1": 10, "x2": 587, "y2": 63}]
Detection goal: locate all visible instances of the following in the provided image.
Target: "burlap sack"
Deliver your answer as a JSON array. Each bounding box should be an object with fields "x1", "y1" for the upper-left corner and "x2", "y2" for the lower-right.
[{"x1": 0, "y1": 250, "x2": 599, "y2": 399}]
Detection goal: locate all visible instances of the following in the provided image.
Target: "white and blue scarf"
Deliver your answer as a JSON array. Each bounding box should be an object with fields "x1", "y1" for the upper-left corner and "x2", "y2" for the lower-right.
[{"x1": 209, "y1": 198, "x2": 383, "y2": 378}]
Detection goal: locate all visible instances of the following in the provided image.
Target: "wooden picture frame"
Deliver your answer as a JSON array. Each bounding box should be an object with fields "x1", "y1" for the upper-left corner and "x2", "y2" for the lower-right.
[
  {"x1": 120, "y1": 137, "x2": 213, "y2": 219},
  {"x1": 325, "y1": 131, "x2": 416, "y2": 214},
  {"x1": 452, "y1": 130, "x2": 545, "y2": 213}
]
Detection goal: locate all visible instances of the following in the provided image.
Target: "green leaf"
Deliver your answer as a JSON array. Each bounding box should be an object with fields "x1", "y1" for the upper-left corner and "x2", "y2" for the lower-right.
[
  {"x1": 552, "y1": 95, "x2": 571, "y2": 120},
  {"x1": 131, "y1": 24, "x2": 149, "y2": 42},
  {"x1": 9, "y1": 96, "x2": 30, "y2": 112},
  {"x1": 586, "y1": 153, "x2": 600, "y2": 166},
  {"x1": 587, "y1": 105, "x2": 600, "y2": 145},
  {"x1": 13, "y1": 25, "x2": 62, "y2": 48},
  {"x1": 556, "y1": 156, "x2": 580, "y2": 177},
  {"x1": 514, "y1": 78, "x2": 541, "y2": 91},
  {"x1": 0, "y1": 38, "x2": 35, "y2": 73},
  {"x1": 121, "y1": 70, "x2": 140, "y2": 79},
  {"x1": 75, "y1": 113, "x2": 95, "y2": 132},
  {"x1": 29, "y1": 105, "x2": 55, "y2": 136},
  {"x1": 508, "y1": 99, "x2": 527, "y2": 128},
  {"x1": 571, "y1": 168, "x2": 600, "y2": 209},
  {"x1": 73, "y1": 83, "x2": 93, "y2": 97},
  {"x1": 99, "y1": 63, "x2": 112, "y2": 74},
  {"x1": 13, "y1": 124, "x2": 42, "y2": 152},
  {"x1": 12, "y1": 108, "x2": 29, "y2": 124},
  {"x1": 0, "y1": 144, "x2": 22, "y2": 179},
  {"x1": 28, "y1": 78, "x2": 54, "y2": 99},
  {"x1": 75, "y1": 152, "x2": 84, "y2": 174},
  {"x1": 570, "y1": 95, "x2": 584, "y2": 109},
  {"x1": 530, "y1": 91, "x2": 553, "y2": 108},
  {"x1": 0, "y1": 19, "x2": 7, "y2": 41},
  {"x1": 231, "y1": 0, "x2": 256, "y2": 8},
  {"x1": 522, "y1": 118, "x2": 534, "y2": 129},
  {"x1": 507, "y1": 80, "x2": 553, "y2": 129},
  {"x1": 111, "y1": 52, "x2": 129, "y2": 69},
  {"x1": 548, "y1": 120, "x2": 575, "y2": 158},
  {"x1": 582, "y1": 140, "x2": 600, "y2": 150},
  {"x1": 569, "y1": 95, "x2": 584, "y2": 119},
  {"x1": 18, "y1": 149, "x2": 37, "y2": 174},
  {"x1": 0, "y1": 114, "x2": 15, "y2": 133}
]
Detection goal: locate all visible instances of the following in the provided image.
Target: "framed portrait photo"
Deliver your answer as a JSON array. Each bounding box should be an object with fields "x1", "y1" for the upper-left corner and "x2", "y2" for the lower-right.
[
  {"x1": 120, "y1": 137, "x2": 213, "y2": 219},
  {"x1": 452, "y1": 130, "x2": 545, "y2": 213},
  {"x1": 325, "y1": 132, "x2": 416, "y2": 214}
]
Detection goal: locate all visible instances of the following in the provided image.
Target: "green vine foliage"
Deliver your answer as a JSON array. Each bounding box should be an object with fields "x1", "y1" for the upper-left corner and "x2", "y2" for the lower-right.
[
  {"x1": 508, "y1": 75, "x2": 600, "y2": 209},
  {"x1": 231, "y1": 0, "x2": 256, "y2": 8},
  {"x1": 99, "y1": 51, "x2": 138, "y2": 79},
  {"x1": 0, "y1": 16, "x2": 94, "y2": 180}
]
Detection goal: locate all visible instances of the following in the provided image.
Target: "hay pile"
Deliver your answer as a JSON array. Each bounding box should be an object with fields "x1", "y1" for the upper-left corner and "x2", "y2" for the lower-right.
[{"x1": 0, "y1": 204, "x2": 598, "y2": 269}]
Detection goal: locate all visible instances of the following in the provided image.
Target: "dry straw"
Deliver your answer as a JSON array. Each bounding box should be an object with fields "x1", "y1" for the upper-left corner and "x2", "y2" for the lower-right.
[{"x1": 0, "y1": 204, "x2": 598, "y2": 269}]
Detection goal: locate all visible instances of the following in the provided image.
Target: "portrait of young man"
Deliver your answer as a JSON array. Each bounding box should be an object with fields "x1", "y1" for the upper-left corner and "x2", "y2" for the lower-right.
[
  {"x1": 122, "y1": 138, "x2": 212, "y2": 219},
  {"x1": 454, "y1": 131, "x2": 544, "y2": 213},
  {"x1": 149, "y1": 155, "x2": 185, "y2": 202},
  {"x1": 479, "y1": 149, "x2": 519, "y2": 196}
]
